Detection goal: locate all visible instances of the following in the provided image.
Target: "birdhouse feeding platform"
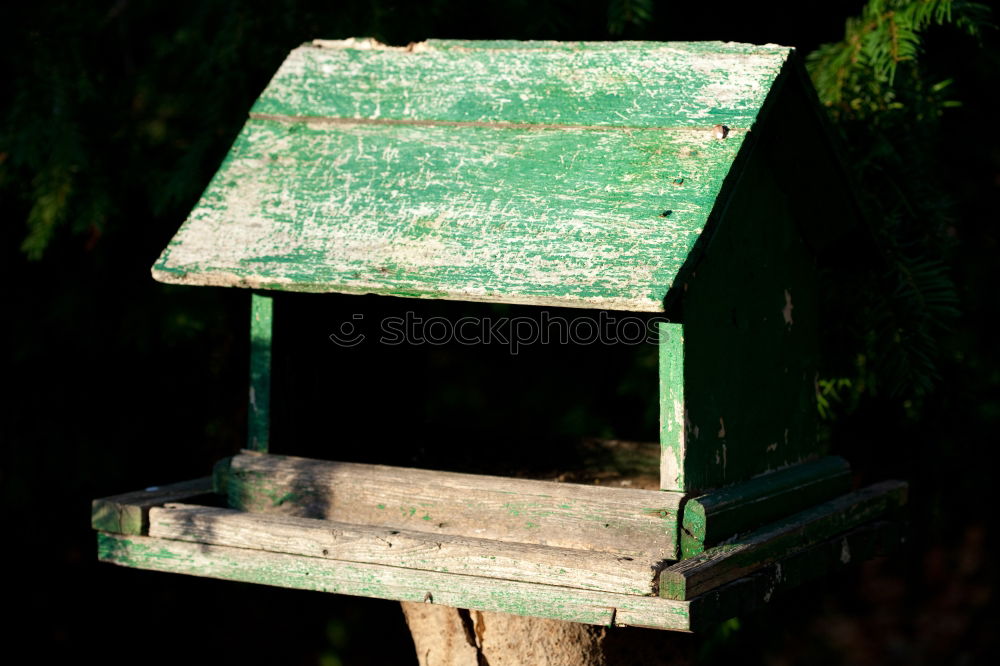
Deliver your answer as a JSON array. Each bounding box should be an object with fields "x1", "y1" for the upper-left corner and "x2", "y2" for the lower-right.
[{"x1": 93, "y1": 38, "x2": 906, "y2": 632}]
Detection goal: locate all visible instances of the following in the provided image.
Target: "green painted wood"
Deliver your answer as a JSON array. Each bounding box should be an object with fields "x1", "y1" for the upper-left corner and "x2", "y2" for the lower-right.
[
  {"x1": 90, "y1": 478, "x2": 213, "y2": 535},
  {"x1": 153, "y1": 119, "x2": 745, "y2": 310},
  {"x1": 663, "y1": 72, "x2": 824, "y2": 490},
  {"x1": 248, "y1": 293, "x2": 273, "y2": 452},
  {"x1": 659, "y1": 480, "x2": 907, "y2": 600},
  {"x1": 97, "y1": 532, "x2": 693, "y2": 630},
  {"x1": 658, "y1": 322, "x2": 686, "y2": 490},
  {"x1": 680, "y1": 456, "x2": 852, "y2": 558},
  {"x1": 687, "y1": 519, "x2": 903, "y2": 632},
  {"x1": 151, "y1": 39, "x2": 795, "y2": 311},
  {"x1": 94, "y1": 518, "x2": 901, "y2": 633},
  {"x1": 255, "y1": 39, "x2": 791, "y2": 129}
]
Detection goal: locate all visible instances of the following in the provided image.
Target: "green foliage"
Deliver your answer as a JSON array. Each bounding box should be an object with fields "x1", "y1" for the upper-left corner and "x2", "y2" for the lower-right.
[
  {"x1": 2, "y1": 0, "x2": 648, "y2": 261},
  {"x1": 806, "y1": 0, "x2": 990, "y2": 408},
  {"x1": 816, "y1": 377, "x2": 855, "y2": 421},
  {"x1": 808, "y1": 0, "x2": 991, "y2": 117},
  {"x1": 1, "y1": 2, "x2": 284, "y2": 261}
]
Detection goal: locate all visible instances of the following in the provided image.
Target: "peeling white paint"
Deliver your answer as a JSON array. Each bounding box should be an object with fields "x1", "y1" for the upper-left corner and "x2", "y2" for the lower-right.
[
  {"x1": 840, "y1": 538, "x2": 851, "y2": 564},
  {"x1": 153, "y1": 40, "x2": 793, "y2": 310}
]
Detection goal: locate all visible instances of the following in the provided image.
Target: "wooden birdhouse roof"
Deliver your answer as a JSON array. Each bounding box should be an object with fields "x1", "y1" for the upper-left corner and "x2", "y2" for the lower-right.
[{"x1": 152, "y1": 38, "x2": 795, "y2": 311}]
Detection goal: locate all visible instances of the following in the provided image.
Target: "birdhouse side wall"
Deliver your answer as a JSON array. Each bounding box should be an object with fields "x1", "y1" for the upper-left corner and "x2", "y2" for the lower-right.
[{"x1": 660, "y1": 134, "x2": 822, "y2": 492}]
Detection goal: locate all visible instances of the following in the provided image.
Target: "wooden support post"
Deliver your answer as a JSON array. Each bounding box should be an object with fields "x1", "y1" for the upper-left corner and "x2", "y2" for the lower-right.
[
  {"x1": 658, "y1": 322, "x2": 685, "y2": 492},
  {"x1": 248, "y1": 293, "x2": 273, "y2": 452},
  {"x1": 400, "y1": 603, "x2": 616, "y2": 666}
]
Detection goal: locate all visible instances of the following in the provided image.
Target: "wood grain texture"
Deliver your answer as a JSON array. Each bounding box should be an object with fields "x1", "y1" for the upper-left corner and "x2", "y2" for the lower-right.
[
  {"x1": 149, "y1": 503, "x2": 663, "y2": 595},
  {"x1": 90, "y1": 477, "x2": 213, "y2": 535},
  {"x1": 400, "y1": 603, "x2": 484, "y2": 666},
  {"x1": 97, "y1": 532, "x2": 692, "y2": 630},
  {"x1": 257, "y1": 39, "x2": 791, "y2": 129},
  {"x1": 680, "y1": 456, "x2": 852, "y2": 558},
  {"x1": 660, "y1": 481, "x2": 907, "y2": 600},
  {"x1": 686, "y1": 519, "x2": 903, "y2": 631},
  {"x1": 153, "y1": 120, "x2": 742, "y2": 310},
  {"x1": 152, "y1": 39, "x2": 793, "y2": 311},
  {"x1": 96, "y1": 518, "x2": 901, "y2": 632},
  {"x1": 222, "y1": 452, "x2": 683, "y2": 559}
]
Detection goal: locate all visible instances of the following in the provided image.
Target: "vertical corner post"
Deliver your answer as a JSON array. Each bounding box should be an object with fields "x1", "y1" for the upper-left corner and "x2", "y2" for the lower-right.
[
  {"x1": 658, "y1": 322, "x2": 685, "y2": 492},
  {"x1": 248, "y1": 292, "x2": 273, "y2": 452}
]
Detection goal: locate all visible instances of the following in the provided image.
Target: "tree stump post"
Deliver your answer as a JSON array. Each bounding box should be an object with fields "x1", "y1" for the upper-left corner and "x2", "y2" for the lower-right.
[{"x1": 401, "y1": 603, "x2": 697, "y2": 666}]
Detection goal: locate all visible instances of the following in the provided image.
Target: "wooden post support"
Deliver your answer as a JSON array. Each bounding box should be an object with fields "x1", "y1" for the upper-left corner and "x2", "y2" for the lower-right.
[
  {"x1": 248, "y1": 293, "x2": 273, "y2": 452},
  {"x1": 658, "y1": 322, "x2": 685, "y2": 492},
  {"x1": 400, "y1": 603, "x2": 618, "y2": 666}
]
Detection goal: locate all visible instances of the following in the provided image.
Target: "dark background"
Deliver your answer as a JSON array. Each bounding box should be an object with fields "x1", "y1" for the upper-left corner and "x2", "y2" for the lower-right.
[{"x1": 2, "y1": 1, "x2": 997, "y2": 664}]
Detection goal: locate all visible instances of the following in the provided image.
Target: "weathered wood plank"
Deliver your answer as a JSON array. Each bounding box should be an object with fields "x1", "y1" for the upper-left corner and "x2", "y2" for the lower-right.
[
  {"x1": 97, "y1": 518, "x2": 901, "y2": 632},
  {"x1": 97, "y1": 532, "x2": 692, "y2": 630},
  {"x1": 152, "y1": 117, "x2": 745, "y2": 310},
  {"x1": 687, "y1": 519, "x2": 903, "y2": 631},
  {"x1": 680, "y1": 456, "x2": 852, "y2": 557},
  {"x1": 659, "y1": 481, "x2": 906, "y2": 600},
  {"x1": 90, "y1": 478, "x2": 213, "y2": 535},
  {"x1": 658, "y1": 322, "x2": 686, "y2": 490},
  {"x1": 221, "y1": 452, "x2": 683, "y2": 559},
  {"x1": 255, "y1": 39, "x2": 790, "y2": 130},
  {"x1": 247, "y1": 293, "x2": 273, "y2": 452},
  {"x1": 149, "y1": 503, "x2": 662, "y2": 595}
]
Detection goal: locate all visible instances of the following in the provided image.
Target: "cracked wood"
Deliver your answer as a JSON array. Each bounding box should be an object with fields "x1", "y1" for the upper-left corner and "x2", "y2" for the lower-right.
[
  {"x1": 150, "y1": 503, "x2": 664, "y2": 595},
  {"x1": 152, "y1": 39, "x2": 793, "y2": 311},
  {"x1": 221, "y1": 452, "x2": 683, "y2": 560}
]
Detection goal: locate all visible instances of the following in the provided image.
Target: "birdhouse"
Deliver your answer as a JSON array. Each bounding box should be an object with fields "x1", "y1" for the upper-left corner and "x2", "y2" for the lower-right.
[{"x1": 93, "y1": 39, "x2": 906, "y2": 632}]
